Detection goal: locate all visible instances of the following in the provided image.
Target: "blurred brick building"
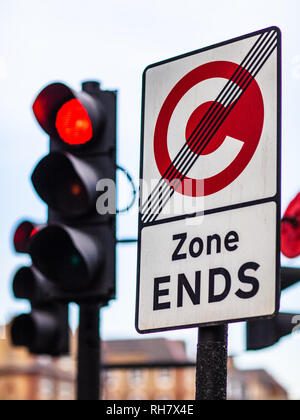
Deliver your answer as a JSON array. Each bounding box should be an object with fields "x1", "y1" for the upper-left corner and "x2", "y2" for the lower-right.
[
  {"x1": 0, "y1": 325, "x2": 74, "y2": 400},
  {"x1": 102, "y1": 338, "x2": 194, "y2": 400},
  {"x1": 227, "y1": 358, "x2": 288, "y2": 400},
  {"x1": 0, "y1": 324, "x2": 289, "y2": 400}
]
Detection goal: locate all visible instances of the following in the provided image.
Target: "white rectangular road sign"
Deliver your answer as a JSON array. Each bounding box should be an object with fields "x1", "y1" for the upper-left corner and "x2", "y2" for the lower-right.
[{"x1": 136, "y1": 27, "x2": 281, "y2": 333}]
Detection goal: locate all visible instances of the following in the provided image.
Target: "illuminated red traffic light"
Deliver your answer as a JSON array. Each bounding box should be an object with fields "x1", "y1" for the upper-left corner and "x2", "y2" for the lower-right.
[
  {"x1": 281, "y1": 193, "x2": 300, "y2": 258},
  {"x1": 55, "y1": 99, "x2": 93, "y2": 145},
  {"x1": 32, "y1": 82, "x2": 105, "y2": 147},
  {"x1": 13, "y1": 221, "x2": 39, "y2": 254}
]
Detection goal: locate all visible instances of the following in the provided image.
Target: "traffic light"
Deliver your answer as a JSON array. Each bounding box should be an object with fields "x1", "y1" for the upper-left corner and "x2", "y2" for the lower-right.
[
  {"x1": 246, "y1": 267, "x2": 300, "y2": 350},
  {"x1": 246, "y1": 313, "x2": 298, "y2": 351},
  {"x1": 11, "y1": 220, "x2": 69, "y2": 356},
  {"x1": 247, "y1": 193, "x2": 300, "y2": 351},
  {"x1": 281, "y1": 193, "x2": 300, "y2": 258},
  {"x1": 29, "y1": 81, "x2": 117, "y2": 303}
]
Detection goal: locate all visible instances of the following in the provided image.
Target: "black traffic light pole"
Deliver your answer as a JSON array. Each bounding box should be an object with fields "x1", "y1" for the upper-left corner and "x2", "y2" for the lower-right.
[
  {"x1": 196, "y1": 324, "x2": 228, "y2": 400},
  {"x1": 77, "y1": 303, "x2": 101, "y2": 400}
]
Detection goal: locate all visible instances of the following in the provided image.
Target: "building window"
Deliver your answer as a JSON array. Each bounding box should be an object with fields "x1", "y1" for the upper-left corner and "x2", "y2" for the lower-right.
[
  {"x1": 227, "y1": 378, "x2": 244, "y2": 400},
  {"x1": 39, "y1": 378, "x2": 55, "y2": 400},
  {"x1": 59, "y1": 382, "x2": 73, "y2": 400},
  {"x1": 128, "y1": 369, "x2": 145, "y2": 387},
  {"x1": 156, "y1": 369, "x2": 174, "y2": 388},
  {"x1": 105, "y1": 370, "x2": 121, "y2": 389}
]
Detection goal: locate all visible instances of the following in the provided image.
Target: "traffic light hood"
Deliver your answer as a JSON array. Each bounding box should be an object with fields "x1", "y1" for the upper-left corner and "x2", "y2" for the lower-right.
[
  {"x1": 29, "y1": 224, "x2": 103, "y2": 293},
  {"x1": 11, "y1": 308, "x2": 68, "y2": 356},
  {"x1": 32, "y1": 82, "x2": 106, "y2": 146},
  {"x1": 31, "y1": 151, "x2": 100, "y2": 217},
  {"x1": 13, "y1": 220, "x2": 41, "y2": 253},
  {"x1": 13, "y1": 266, "x2": 54, "y2": 306}
]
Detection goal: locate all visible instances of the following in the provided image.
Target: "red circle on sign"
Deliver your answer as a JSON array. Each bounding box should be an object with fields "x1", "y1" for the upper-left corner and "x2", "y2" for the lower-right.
[{"x1": 154, "y1": 61, "x2": 264, "y2": 197}]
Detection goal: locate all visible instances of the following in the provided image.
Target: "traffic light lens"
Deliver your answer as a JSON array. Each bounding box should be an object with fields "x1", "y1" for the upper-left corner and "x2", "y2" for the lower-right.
[
  {"x1": 11, "y1": 315, "x2": 35, "y2": 347},
  {"x1": 31, "y1": 152, "x2": 95, "y2": 217},
  {"x1": 71, "y1": 254, "x2": 81, "y2": 266},
  {"x1": 30, "y1": 226, "x2": 92, "y2": 292},
  {"x1": 281, "y1": 193, "x2": 300, "y2": 258},
  {"x1": 13, "y1": 267, "x2": 35, "y2": 300},
  {"x1": 55, "y1": 99, "x2": 93, "y2": 145},
  {"x1": 71, "y1": 184, "x2": 82, "y2": 196},
  {"x1": 14, "y1": 221, "x2": 37, "y2": 253},
  {"x1": 30, "y1": 228, "x2": 39, "y2": 238},
  {"x1": 56, "y1": 176, "x2": 88, "y2": 216}
]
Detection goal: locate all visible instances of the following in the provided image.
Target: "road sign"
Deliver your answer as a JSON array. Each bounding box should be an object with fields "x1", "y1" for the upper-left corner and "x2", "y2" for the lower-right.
[{"x1": 136, "y1": 27, "x2": 281, "y2": 333}]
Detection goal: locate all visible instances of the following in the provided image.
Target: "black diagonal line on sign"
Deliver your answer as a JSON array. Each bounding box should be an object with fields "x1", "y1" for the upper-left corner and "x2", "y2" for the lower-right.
[
  {"x1": 162, "y1": 31, "x2": 274, "y2": 183},
  {"x1": 141, "y1": 30, "x2": 273, "y2": 218},
  {"x1": 174, "y1": 35, "x2": 277, "y2": 182},
  {"x1": 163, "y1": 31, "x2": 275, "y2": 185},
  {"x1": 144, "y1": 33, "x2": 278, "y2": 224}
]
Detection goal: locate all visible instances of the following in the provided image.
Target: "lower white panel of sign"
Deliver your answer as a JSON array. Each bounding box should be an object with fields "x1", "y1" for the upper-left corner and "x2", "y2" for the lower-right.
[{"x1": 137, "y1": 201, "x2": 277, "y2": 332}]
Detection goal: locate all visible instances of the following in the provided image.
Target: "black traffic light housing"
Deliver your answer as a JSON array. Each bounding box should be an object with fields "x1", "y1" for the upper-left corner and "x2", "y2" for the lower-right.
[
  {"x1": 29, "y1": 81, "x2": 117, "y2": 304},
  {"x1": 11, "y1": 221, "x2": 69, "y2": 356},
  {"x1": 246, "y1": 267, "x2": 300, "y2": 350},
  {"x1": 10, "y1": 79, "x2": 116, "y2": 356},
  {"x1": 247, "y1": 313, "x2": 297, "y2": 351}
]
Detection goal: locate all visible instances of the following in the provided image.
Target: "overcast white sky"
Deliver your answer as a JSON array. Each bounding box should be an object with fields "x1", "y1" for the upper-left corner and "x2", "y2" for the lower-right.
[{"x1": 0, "y1": 0, "x2": 300, "y2": 398}]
